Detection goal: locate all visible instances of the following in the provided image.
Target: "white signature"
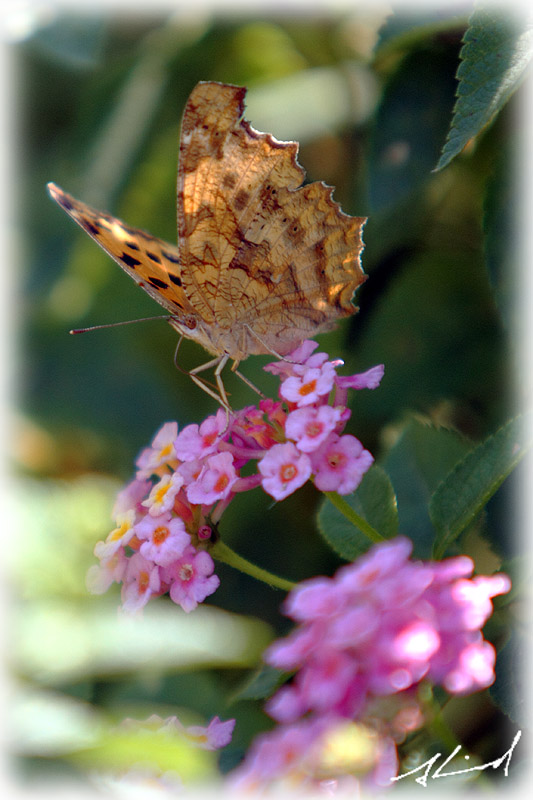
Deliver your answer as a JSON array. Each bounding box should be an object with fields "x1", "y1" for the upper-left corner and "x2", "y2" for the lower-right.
[{"x1": 391, "y1": 729, "x2": 521, "y2": 787}]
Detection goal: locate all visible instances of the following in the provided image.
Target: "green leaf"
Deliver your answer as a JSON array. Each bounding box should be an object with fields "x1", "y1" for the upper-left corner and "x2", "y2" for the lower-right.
[
  {"x1": 368, "y1": 47, "x2": 458, "y2": 213},
  {"x1": 347, "y1": 250, "x2": 506, "y2": 428},
  {"x1": 374, "y1": 8, "x2": 467, "y2": 56},
  {"x1": 316, "y1": 465, "x2": 398, "y2": 561},
  {"x1": 430, "y1": 414, "x2": 533, "y2": 557},
  {"x1": 491, "y1": 628, "x2": 528, "y2": 726},
  {"x1": 382, "y1": 419, "x2": 473, "y2": 557},
  {"x1": 483, "y1": 145, "x2": 516, "y2": 331},
  {"x1": 234, "y1": 664, "x2": 289, "y2": 702},
  {"x1": 436, "y1": 8, "x2": 533, "y2": 170},
  {"x1": 33, "y1": 16, "x2": 106, "y2": 69}
]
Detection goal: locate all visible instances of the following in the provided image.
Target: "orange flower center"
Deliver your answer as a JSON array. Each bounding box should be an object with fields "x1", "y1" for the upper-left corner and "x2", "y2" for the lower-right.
[
  {"x1": 138, "y1": 571, "x2": 150, "y2": 594},
  {"x1": 299, "y1": 379, "x2": 317, "y2": 396},
  {"x1": 306, "y1": 422, "x2": 322, "y2": 438},
  {"x1": 281, "y1": 463, "x2": 297, "y2": 483},
  {"x1": 214, "y1": 473, "x2": 229, "y2": 493},
  {"x1": 153, "y1": 525, "x2": 169, "y2": 545}
]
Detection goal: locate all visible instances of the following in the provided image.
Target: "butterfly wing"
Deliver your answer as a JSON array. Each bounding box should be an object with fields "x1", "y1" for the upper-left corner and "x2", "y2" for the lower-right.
[
  {"x1": 176, "y1": 82, "x2": 366, "y2": 357},
  {"x1": 47, "y1": 182, "x2": 196, "y2": 319}
]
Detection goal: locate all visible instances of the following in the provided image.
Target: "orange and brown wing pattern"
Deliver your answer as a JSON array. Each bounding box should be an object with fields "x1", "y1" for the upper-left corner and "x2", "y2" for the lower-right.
[
  {"x1": 226, "y1": 180, "x2": 367, "y2": 356},
  {"x1": 176, "y1": 81, "x2": 366, "y2": 355},
  {"x1": 46, "y1": 183, "x2": 196, "y2": 319}
]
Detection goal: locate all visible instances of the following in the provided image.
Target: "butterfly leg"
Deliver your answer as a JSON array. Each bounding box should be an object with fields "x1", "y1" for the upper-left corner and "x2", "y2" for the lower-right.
[
  {"x1": 232, "y1": 362, "x2": 266, "y2": 399},
  {"x1": 189, "y1": 354, "x2": 231, "y2": 412}
]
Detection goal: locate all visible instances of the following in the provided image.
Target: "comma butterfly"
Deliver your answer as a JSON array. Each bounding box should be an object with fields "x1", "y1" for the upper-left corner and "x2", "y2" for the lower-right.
[{"x1": 48, "y1": 81, "x2": 366, "y2": 408}]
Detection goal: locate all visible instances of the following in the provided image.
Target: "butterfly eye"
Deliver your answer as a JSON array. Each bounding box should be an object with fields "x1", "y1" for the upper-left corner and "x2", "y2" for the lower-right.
[{"x1": 184, "y1": 316, "x2": 197, "y2": 330}]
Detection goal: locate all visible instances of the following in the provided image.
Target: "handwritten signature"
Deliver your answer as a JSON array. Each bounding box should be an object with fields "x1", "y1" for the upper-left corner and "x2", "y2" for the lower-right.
[{"x1": 391, "y1": 730, "x2": 522, "y2": 787}]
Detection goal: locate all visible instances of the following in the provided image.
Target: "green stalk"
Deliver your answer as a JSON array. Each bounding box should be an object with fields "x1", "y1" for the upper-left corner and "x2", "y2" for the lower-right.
[
  {"x1": 324, "y1": 491, "x2": 386, "y2": 543},
  {"x1": 211, "y1": 540, "x2": 296, "y2": 592}
]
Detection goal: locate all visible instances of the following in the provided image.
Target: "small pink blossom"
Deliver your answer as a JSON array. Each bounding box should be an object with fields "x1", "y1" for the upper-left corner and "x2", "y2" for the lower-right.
[
  {"x1": 94, "y1": 510, "x2": 136, "y2": 560},
  {"x1": 186, "y1": 451, "x2": 238, "y2": 505},
  {"x1": 174, "y1": 411, "x2": 226, "y2": 462},
  {"x1": 442, "y1": 640, "x2": 496, "y2": 693},
  {"x1": 86, "y1": 549, "x2": 128, "y2": 594},
  {"x1": 176, "y1": 458, "x2": 203, "y2": 487},
  {"x1": 451, "y1": 574, "x2": 512, "y2": 630},
  {"x1": 135, "y1": 422, "x2": 178, "y2": 477},
  {"x1": 335, "y1": 364, "x2": 385, "y2": 391},
  {"x1": 280, "y1": 362, "x2": 337, "y2": 407},
  {"x1": 230, "y1": 716, "x2": 327, "y2": 789},
  {"x1": 285, "y1": 405, "x2": 343, "y2": 452},
  {"x1": 258, "y1": 442, "x2": 312, "y2": 500},
  {"x1": 121, "y1": 553, "x2": 161, "y2": 613},
  {"x1": 266, "y1": 649, "x2": 362, "y2": 723},
  {"x1": 142, "y1": 471, "x2": 184, "y2": 516},
  {"x1": 112, "y1": 478, "x2": 152, "y2": 518},
  {"x1": 163, "y1": 547, "x2": 220, "y2": 612},
  {"x1": 392, "y1": 621, "x2": 441, "y2": 662},
  {"x1": 170, "y1": 716, "x2": 236, "y2": 750},
  {"x1": 263, "y1": 340, "x2": 320, "y2": 377},
  {"x1": 311, "y1": 433, "x2": 374, "y2": 494},
  {"x1": 134, "y1": 513, "x2": 191, "y2": 567}
]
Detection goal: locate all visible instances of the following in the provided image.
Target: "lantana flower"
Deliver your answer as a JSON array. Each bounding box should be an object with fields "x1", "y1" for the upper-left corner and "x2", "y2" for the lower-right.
[
  {"x1": 162, "y1": 547, "x2": 220, "y2": 613},
  {"x1": 230, "y1": 537, "x2": 511, "y2": 791},
  {"x1": 88, "y1": 342, "x2": 383, "y2": 614}
]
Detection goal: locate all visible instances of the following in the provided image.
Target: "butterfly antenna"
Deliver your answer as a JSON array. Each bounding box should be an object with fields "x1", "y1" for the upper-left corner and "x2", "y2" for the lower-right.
[
  {"x1": 173, "y1": 335, "x2": 187, "y2": 375},
  {"x1": 70, "y1": 315, "x2": 172, "y2": 334}
]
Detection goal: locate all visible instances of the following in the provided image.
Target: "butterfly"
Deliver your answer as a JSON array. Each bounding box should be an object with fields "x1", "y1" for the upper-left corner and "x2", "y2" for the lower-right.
[{"x1": 48, "y1": 81, "x2": 367, "y2": 409}]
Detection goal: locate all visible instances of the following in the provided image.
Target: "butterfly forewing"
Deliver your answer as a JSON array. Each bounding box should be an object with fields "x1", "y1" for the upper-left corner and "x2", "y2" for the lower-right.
[{"x1": 46, "y1": 183, "x2": 195, "y2": 319}]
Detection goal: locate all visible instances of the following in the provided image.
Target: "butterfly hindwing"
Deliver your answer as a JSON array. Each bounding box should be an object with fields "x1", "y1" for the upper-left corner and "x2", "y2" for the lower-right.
[{"x1": 175, "y1": 82, "x2": 366, "y2": 352}]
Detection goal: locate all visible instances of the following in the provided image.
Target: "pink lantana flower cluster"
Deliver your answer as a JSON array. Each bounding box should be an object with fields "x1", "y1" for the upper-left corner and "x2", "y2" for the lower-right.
[
  {"x1": 231, "y1": 537, "x2": 511, "y2": 790},
  {"x1": 87, "y1": 341, "x2": 383, "y2": 613}
]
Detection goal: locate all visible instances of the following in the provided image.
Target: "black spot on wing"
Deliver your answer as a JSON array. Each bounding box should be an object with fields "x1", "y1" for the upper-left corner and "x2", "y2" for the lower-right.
[
  {"x1": 148, "y1": 276, "x2": 169, "y2": 290},
  {"x1": 59, "y1": 196, "x2": 74, "y2": 211},
  {"x1": 121, "y1": 253, "x2": 141, "y2": 268},
  {"x1": 83, "y1": 220, "x2": 101, "y2": 236},
  {"x1": 161, "y1": 249, "x2": 180, "y2": 264},
  {"x1": 169, "y1": 273, "x2": 182, "y2": 287},
  {"x1": 146, "y1": 251, "x2": 161, "y2": 263}
]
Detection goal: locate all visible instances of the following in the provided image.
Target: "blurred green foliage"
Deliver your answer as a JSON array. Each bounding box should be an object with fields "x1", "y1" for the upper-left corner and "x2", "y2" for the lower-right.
[{"x1": 10, "y1": 3, "x2": 530, "y2": 792}]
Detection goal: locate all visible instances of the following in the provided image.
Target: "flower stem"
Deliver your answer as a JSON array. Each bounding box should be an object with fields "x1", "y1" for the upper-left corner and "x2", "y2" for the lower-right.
[
  {"x1": 324, "y1": 492, "x2": 386, "y2": 543},
  {"x1": 211, "y1": 540, "x2": 296, "y2": 592}
]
